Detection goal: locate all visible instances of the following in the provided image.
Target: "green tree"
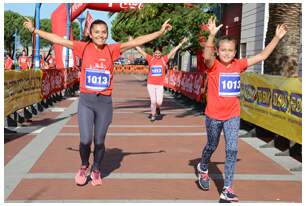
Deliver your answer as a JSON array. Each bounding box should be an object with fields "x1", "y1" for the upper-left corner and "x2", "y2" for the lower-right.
[
  {"x1": 111, "y1": 3, "x2": 212, "y2": 54},
  {"x1": 72, "y1": 21, "x2": 80, "y2": 41},
  {"x1": 4, "y1": 11, "x2": 25, "y2": 56}
]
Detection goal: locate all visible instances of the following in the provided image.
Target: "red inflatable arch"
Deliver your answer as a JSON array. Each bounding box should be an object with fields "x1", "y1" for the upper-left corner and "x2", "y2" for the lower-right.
[{"x1": 51, "y1": 3, "x2": 143, "y2": 69}]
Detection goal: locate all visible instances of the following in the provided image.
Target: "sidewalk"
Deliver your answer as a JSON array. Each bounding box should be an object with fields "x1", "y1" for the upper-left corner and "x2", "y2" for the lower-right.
[{"x1": 4, "y1": 74, "x2": 302, "y2": 203}]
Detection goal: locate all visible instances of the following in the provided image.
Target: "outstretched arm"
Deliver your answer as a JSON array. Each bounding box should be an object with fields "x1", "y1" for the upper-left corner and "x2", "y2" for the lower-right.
[
  {"x1": 120, "y1": 19, "x2": 172, "y2": 53},
  {"x1": 247, "y1": 24, "x2": 287, "y2": 67},
  {"x1": 23, "y1": 16, "x2": 73, "y2": 49},
  {"x1": 203, "y1": 16, "x2": 223, "y2": 68},
  {"x1": 129, "y1": 36, "x2": 148, "y2": 57},
  {"x1": 135, "y1": 46, "x2": 148, "y2": 58},
  {"x1": 167, "y1": 37, "x2": 188, "y2": 59}
]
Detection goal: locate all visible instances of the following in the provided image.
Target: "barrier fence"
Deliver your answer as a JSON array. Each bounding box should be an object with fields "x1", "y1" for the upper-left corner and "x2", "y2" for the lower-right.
[
  {"x1": 4, "y1": 68, "x2": 79, "y2": 117},
  {"x1": 114, "y1": 65, "x2": 149, "y2": 74},
  {"x1": 4, "y1": 66, "x2": 302, "y2": 144},
  {"x1": 164, "y1": 69, "x2": 206, "y2": 103},
  {"x1": 240, "y1": 73, "x2": 302, "y2": 144}
]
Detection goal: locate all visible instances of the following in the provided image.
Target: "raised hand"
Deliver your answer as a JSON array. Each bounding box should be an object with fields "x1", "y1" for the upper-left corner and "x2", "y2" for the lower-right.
[
  {"x1": 181, "y1": 37, "x2": 188, "y2": 44},
  {"x1": 23, "y1": 16, "x2": 35, "y2": 33},
  {"x1": 207, "y1": 16, "x2": 223, "y2": 36},
  {"x1": 160, "y1": 19, "x2": 172, "y2": 35},
  {"x1": 275, "y1": 24, "x2": 288, "y2": 40}
]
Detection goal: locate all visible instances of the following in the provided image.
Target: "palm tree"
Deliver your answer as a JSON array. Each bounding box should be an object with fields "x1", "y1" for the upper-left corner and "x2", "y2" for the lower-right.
[{"x1": 264, "y1": 3, "x2": 301, "y2": 76}]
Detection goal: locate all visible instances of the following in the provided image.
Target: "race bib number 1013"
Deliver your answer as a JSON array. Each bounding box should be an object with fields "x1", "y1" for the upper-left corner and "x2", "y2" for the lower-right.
[
  {"x1": 85, "y1": 69, "x2": 110, "y2": 91},
  {"x1": 219, "y1": 73, "x2": 240, "y2": 96}
]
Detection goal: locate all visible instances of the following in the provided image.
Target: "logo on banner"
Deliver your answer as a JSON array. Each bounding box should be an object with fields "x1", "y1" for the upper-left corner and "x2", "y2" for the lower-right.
[{"x1": 108, "y1": 3, "x2": 143, "y2": 9}]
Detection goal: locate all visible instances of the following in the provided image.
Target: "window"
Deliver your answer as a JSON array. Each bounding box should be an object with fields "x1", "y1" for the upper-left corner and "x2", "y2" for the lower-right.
[{"x1": 240, "y1": 43, "x2": 246, "y2": 58}]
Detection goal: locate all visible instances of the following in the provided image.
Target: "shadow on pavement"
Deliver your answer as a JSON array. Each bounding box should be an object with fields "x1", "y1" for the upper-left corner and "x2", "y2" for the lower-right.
[
  {"x1": 4, "y1": 114, "x2": 76, "y2": 144},
  {"x1": 66, "y1": 147, "x2": 165, "y2": 177},
  {"x1": 101, "y1": 148, "x2": 165, "y2": 177}
]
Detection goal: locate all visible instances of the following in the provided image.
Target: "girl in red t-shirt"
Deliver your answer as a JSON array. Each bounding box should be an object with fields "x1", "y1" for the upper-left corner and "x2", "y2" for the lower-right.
[
  {"x1": 23, "y1": 16, "x2": 172, "y2": 186},
  {"x1": 135, "y1": 37, "x2": 188, "y2": 121},
  {"x1": 18, "y1": 50, "x2": 30, "y2": 70},
  {"x1": 196, "y1": 16, "x2": 287, "y2": 202},
  {"x1": 5, "y1": 54, "x2": 13, "y2": 70}
]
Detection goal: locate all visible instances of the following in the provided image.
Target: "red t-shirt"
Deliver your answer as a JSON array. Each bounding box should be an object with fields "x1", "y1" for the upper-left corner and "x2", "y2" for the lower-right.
[
  {"x1": 18, "y1": 56, "x2": 30, "y2": 70},
  {"x1": 73, "y1": 41, "x2": 121, "y2": 96},
  {"x1": 146, "y1": 54, "x2": 168, "y2": 85},
  {"x1": 5, "y1": 57, "x2": 13, "y2": 70},
  {"x1": 204, "y1": 58, "x2": 248, "y2": 120}
]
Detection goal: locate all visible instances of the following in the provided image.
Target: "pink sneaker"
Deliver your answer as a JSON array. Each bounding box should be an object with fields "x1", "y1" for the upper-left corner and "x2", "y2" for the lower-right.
[
  {"x1": 90, "y1": 169, "x2": 102, "y2": 186},
  {"x1": 220, "y1": 187, "x2": 239, "y2": 202},
  {"x1": 75, "y1": 165, "x2": 89, "y2": 185}
]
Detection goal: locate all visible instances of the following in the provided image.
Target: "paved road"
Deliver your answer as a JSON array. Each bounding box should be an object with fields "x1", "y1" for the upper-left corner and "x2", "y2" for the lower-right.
[{"x1": 4, "y1": 74, "x2": 302, "y2": 203}]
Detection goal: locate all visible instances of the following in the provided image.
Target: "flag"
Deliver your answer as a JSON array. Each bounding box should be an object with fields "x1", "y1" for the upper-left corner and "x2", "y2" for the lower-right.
[{"x1": 83, "y1": 11, "x2": 93, "y2": 37}]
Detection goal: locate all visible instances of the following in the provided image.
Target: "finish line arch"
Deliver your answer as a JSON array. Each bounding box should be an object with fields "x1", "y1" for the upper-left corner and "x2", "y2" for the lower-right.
[{"x1": 51, "y1": 3, "x2": 143, "y2": 69}]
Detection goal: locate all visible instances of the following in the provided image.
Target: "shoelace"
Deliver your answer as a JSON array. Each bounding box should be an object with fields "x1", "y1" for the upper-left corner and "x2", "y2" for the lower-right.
[
  {"x1": 79, "y1": 167, "x2": 88, "y2": 176},
  {"x1": 92, "y1": 170, "x2": 100, "y2": 179},
  {"x1": 225, "y1": 187, "x2": 235, "y2": 194},
  {"x1": 200, "y1": 172, "x2": 209, "y2": 180}
]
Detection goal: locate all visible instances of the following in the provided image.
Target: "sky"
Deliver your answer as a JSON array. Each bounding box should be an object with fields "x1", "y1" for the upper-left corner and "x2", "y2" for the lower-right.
[{"x1": 4, "y1": 3, "x2": 117, "y2": 43}]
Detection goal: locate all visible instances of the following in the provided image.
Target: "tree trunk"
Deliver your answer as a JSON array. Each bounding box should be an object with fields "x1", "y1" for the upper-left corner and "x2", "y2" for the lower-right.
[{"x1": 264, "y1": 3, "x2": 301, "y2": 75}]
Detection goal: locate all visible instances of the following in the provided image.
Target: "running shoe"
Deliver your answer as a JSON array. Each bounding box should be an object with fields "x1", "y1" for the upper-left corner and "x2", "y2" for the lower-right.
[
  {"x1": 150, "y1": 115, "x2": 156, "y2": 122},
  {"x1": 75, "y1": 165, "x2": 89, "y2": 186},
  {"x1": 220, "y1": 187, "x2": 239, "y2": 202},
  {"x1": 197, "y1": 163, "x2": 209, "y2": 190},
  {"x1": 90, "y1": 169, "x2": 102, "y2": 186}
]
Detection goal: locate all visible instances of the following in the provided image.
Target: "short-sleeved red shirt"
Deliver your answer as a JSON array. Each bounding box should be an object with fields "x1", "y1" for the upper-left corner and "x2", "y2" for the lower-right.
[
  {"x1": 5, "y1": 57, "x2": 13, "y2": 70},
  {"x1": 18, "y1": 56, "x2": 30, "y2": 70},
  {"x1": 146, "y1": 54, "x2": 168, "y2": 85},
  {"x1": 73, "y1": 41, "x2": 121, "y2": 96},
  {"x1": 204, "y1": 58, "x2": 248, "y2": 120}
]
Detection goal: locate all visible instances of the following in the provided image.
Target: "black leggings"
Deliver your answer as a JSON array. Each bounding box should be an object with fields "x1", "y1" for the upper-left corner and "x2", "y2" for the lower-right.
[{"x1": 78, "y1": 93, "x2": 113, "y2": 170}]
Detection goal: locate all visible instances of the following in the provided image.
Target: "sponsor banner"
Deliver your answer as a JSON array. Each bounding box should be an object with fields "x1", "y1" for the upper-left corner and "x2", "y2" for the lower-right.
[
  {"x1": 240, "y1": 73, "x2": 302, "y2": 144},
  {"x1": 4, "y1": 70, "x2": 43, "y2": 116},
  {"x1": 83, "y1": 11, "x2": 94, "y2": 37},
  {"x1": 164, "y1": 70, "x2": 205, "y2": 102},
  {"x1": 41, "y1": 69, "x2": 65, "y2": 99},
  {"x1": 193, "y1": 72, "x2": 205, "y2": 102},
  {"x1": 114, "y1": 65, "x2": 149, "y2": 74},
  {"x1": 64, "y1": 67, "x2": 79, "y2": 88}
]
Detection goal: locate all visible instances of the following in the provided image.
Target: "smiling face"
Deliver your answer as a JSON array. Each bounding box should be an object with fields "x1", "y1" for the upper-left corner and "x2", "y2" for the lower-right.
[
  {"x1": 217, "y1": 40, "x2": 237, "y2": 65},
  {"x1": 89, "y1": 23, "x2": 108, "y2": 47},
  {"x1": 153, "y1": 49, "x2": 162, "y2": 59}
]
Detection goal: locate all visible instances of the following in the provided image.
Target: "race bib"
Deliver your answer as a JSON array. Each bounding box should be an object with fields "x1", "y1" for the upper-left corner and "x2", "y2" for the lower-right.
[
  {"x1": 219, "y1": 73, "x2": 240, "y2": 96},
  {"x1": 151, "y1": 65, "x2": 163, "y2": 76},
  {"x1": 85, "y1": 68, "x2": 110, "y2": 91}
]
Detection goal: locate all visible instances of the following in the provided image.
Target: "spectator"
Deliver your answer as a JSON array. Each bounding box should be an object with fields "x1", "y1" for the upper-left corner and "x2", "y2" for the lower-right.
[
  {"x1": 5, "y1": 54, "x2": 14, "y2": 70},
  {"x1": 18, "y1": 49, "x2": 31, "y2": 70}
]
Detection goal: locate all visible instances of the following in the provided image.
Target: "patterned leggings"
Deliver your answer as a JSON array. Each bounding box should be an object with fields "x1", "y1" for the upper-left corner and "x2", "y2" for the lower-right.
[{"x1": 199, "y1": 115, "x2": 240, "y2": 187}]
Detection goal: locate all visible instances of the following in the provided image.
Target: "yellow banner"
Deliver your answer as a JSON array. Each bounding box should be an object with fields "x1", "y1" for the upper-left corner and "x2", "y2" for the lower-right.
[
  {"x1": 4, "y1": 70, "x2": 43, "y2": 116},
  {"x1": 240, "y1": 73, "x2": 302, "y2": 144}
]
